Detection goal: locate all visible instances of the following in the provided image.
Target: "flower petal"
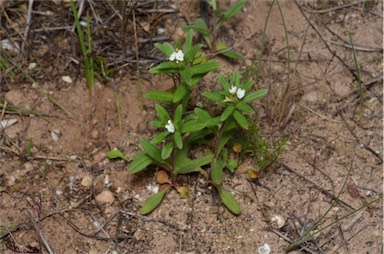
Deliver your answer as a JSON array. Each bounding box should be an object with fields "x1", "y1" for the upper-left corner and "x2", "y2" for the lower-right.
[
  {"x1": 165, "y1": 120, "x2": 175, "y2": 133},
  {"x1": 176, "y1": 50, "x2": 184, "y2": 62},
  {"x1": 236, "y1": 88, "x2": 245, "y2": 99},
  {"x1": 169, "y1": 52, "x2": 176, "y2": 61},
  {"x1": 229, "y1": 85, "x2": 237, "y2": 95}
]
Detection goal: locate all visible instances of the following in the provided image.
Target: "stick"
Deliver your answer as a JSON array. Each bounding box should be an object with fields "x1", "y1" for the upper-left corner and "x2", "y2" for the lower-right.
[
  {"x1": 27, "y1": 211, "x2": 56, "y2": 254},
  {"x1": 306, "y1": 0, "x2": 366, "y2": 14},
  {"x1": 280, "y1": 163, "x2": 355, "y2": 210}
]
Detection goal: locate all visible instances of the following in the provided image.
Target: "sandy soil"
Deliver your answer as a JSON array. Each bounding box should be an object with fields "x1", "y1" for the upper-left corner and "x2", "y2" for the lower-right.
[{"x1": 1, "y1": 1, "x2": 383, "y2": 253}]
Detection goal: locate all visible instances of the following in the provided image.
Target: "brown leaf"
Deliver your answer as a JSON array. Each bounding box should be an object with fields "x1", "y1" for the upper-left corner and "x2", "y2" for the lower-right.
[{"x1": 347, "y1": 184, "x2": 360, "y2": 198}]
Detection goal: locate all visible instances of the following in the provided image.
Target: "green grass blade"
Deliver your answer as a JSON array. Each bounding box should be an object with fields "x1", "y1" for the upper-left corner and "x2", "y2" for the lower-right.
[{"x1": 349, "y1": 32, "x2": 364, "y2": 126}]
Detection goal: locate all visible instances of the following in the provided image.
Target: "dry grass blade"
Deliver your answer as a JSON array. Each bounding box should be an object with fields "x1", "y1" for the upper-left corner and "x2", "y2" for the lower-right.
[{"x1": 27, "y1": 211, "x2": 56, "y2": 254}]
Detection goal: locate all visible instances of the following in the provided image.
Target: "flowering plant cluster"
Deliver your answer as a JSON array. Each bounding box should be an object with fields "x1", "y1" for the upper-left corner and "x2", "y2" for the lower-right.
[
  {"x1": 108, "y1": 1, "x2": 267, "y2": 215},
  {"x1": 108, "y1": 30, "x2": 267, "y2": 215}
]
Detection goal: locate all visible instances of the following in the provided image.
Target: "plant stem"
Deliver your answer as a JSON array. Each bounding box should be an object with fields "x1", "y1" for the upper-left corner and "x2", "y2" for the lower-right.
[
  {"x1": 349, "y1": 32, "x2": 364, "y2": 126},
  {"x1": 214, "y1": 122, "x2": 226, "y2": 159},
  {"x1": 276, "y1": 0, "x2": 292, "y2": 125}
]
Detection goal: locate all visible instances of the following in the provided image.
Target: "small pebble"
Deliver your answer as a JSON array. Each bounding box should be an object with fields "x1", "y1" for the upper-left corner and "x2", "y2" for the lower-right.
[
  {"x1": 81, "y1": 175, "x2": 92, "y2": 187},
  {"x1": 61, "y1": 75, "x2": 73, "y2": 84},
  {"x1": 95, "y1": 190, "x2": 115, "y2": 205}
]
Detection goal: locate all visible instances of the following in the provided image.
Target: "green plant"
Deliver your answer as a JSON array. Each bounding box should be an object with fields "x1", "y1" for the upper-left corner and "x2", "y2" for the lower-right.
[
  {"x1": 348, "y1": 32, "x2": 364, "y2": 126},
  {"x1": 70, "y1": 0, "x2": 94, "y2": 95},
  {"x1": 183, "y1": 0, "x2": 245, "y2": 59},
  {"x1": 239, "y1": 122, "x2": 288, "y2": 173},
  {"x1": 109, "y1": 30, "x2": 268, "y2": 215}
]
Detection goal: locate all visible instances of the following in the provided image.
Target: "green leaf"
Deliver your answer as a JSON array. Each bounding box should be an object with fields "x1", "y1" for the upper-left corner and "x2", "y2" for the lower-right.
[
  {"x1": 174, "y1": 154, "x2": 197, "y2": 173},
  {"x1": 211, "y1": 158, "x2": 224, "y2": 184},
  {"x1": 184, "y1": 30, "x2": 193, "y2": 56},
  {"x1": 220, "y1": 105, "x2": 235, "y2": 121},
  {"x1": 140, "y1": 140, "x2": 163, "y2": 162},
  {"x1": 176, "y1": 164, "x2": 203, "y2": 174},
  {"x1": 207, "y1": 0, "x2": 217, "y2": 10},
  {"x1": 26, "y1": 139, "x2": 33, "y2": 156},
  {"x1": 243, "y1": 81, "x2": 253, "y2": 91},
  {"x1": 207, "y1": 116, "x2": 222, "y2": 127},
  {"x1": 173, "y1": 153, "x2": 211, "y2": 177},
  {"x1": 140, "y1": 187, "x2": 171, "y2": 215},
  {"x1": 107, "y1": 150, "x2": 128, "y2": 161},
  {"x1": 174, "y1": 104, "x2": 183, "y2": 128},
  {"x1": 190, "y1": 60, "x2": 219, "y2": 75},
  {"x1": 217, "y1": 186, "x2": 241, "y2": 215},
  {"x1": 235, "y1": 102, "x2": 255, "y2": 114},
  {"x1": 155, "y1": 104, "x2": 171, "y2": 122},
  {"x1": 215, "y1": 41, "x2": 243, "y2": 59},
  {"x1": 186, "y1": 129, "x2": 212, "y2": 143},
  {"x1": 128, "y1": 152, "x2": 154, "y2": 174},
  {"x1": 223, "y1": 121, "x2": 237, "y2": 132},
  {"x1": 218, "y1": 131, "x2": 232, "y2": 155},
  {"x1": 226, "y1": 159, "x2": 238, "y2": 173},
  {"x1": 190, "y1": 74, "x2": 205, "y2": 88},
  {"x1": 217, "y1": 73, "x2": 230, "y2": 93},
  {"x1": 184, "y1": 18, "x2": 211, "y2": 48},
  {"x1": 242, "y1": 89, "x2": 268, "y2": 103},
  {"x1": 145, "y1": 91, "x2": 174, "y2": 102},
  {"x1": 174, "y1": 131, "x2": 183, "y2": 149},
  {"x1": 203, "y1": 91, "x2": 224, "y2": 104},
  {"x1": 218, "y1": 0, "x2": 246, "y2": 28},
  {"x1": 233, "y1": 110, "x2": 249, "y2": 129},
  {"x1": 174, "y1": 83, "x2": 188, "y2": 103},
  {"x1": 181, "y1": 68, "x2": 192, "y2": 87},
  {"x1": 149, "y1": 62, "x2": 179, "y2": 74},
  {"x1": 185, "y1": 44, "x2": 203, "y2": 63},
  {"x1": 195, "y1": 108, "x2": 212, "y2": 120},
  {"x1": 193, "y1": 152, "x2": 214, "y2": 167},
  {"x1": 181, "y1": 120, "x2": 206, "y2": 133},
  {"x1": 193, "y1": 51, "x2": 208, "y2": 65},
  {"x1": 154, "y1": 42, "x2": 175, "y2": 57},
  {"x1": 161, "y1": 142, "x2": 174, "y2": 160},
  {"x1": 150, "y1": 131, "x2": 170, "y2": 144},
  {"x1": 231, "y1": 71, "x2": 240, "y2": 87},
  {"x1": 150, "y1": 120, "x2": 164, "y2": 128}
]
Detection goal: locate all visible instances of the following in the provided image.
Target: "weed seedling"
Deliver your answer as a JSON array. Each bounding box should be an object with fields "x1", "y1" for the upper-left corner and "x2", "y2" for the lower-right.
[
  {"x1": 184, "y1": 0, "x2": 246, "y2": 59},
  {"x1": 70, "y1": 0, "x2": 94, "y2": 95}
]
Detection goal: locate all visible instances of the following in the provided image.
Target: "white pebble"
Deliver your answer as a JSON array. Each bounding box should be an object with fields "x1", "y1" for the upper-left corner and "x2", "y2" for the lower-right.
[{"x1": 258, "y1": 243, "x2": 271, "y2": 254}]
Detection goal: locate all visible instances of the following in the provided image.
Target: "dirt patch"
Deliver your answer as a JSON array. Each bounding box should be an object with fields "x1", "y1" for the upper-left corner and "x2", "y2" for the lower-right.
[{"x1": 1, "y1": 1, "x2": 383, "y2": 253}]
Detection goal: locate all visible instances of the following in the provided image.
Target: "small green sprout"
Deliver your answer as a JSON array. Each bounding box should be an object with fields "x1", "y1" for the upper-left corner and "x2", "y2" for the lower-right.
[{"x1": 184, "y1": 0, "x2": 246, "y2": 59}]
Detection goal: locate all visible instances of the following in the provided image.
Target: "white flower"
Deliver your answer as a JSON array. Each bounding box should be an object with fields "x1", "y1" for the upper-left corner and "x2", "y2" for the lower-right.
[
  {"x1": 165, "y1": 120, "x2": 175, "y2": 133},
  {"x1": 258, "y1": 243, "x2": 271, "y2": 254},
  {"x1": 169, "y1": 49, "x2": 184, "y2": 62},
  {"x1": 229, "y1": 85, "x2": 237, "y2": 95},
  {"x1": 175, "y1": 50, "x2": 184, "y2": 62},
  {"x1": 169, "y1": 52, "x2": 176, "y2": 61},
  {"x1": 146, "y1": 184, "x2": 159, "y2": 194},
  {"x1": 236, "y1": 88, "x2": 246, "y2": 99}
]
